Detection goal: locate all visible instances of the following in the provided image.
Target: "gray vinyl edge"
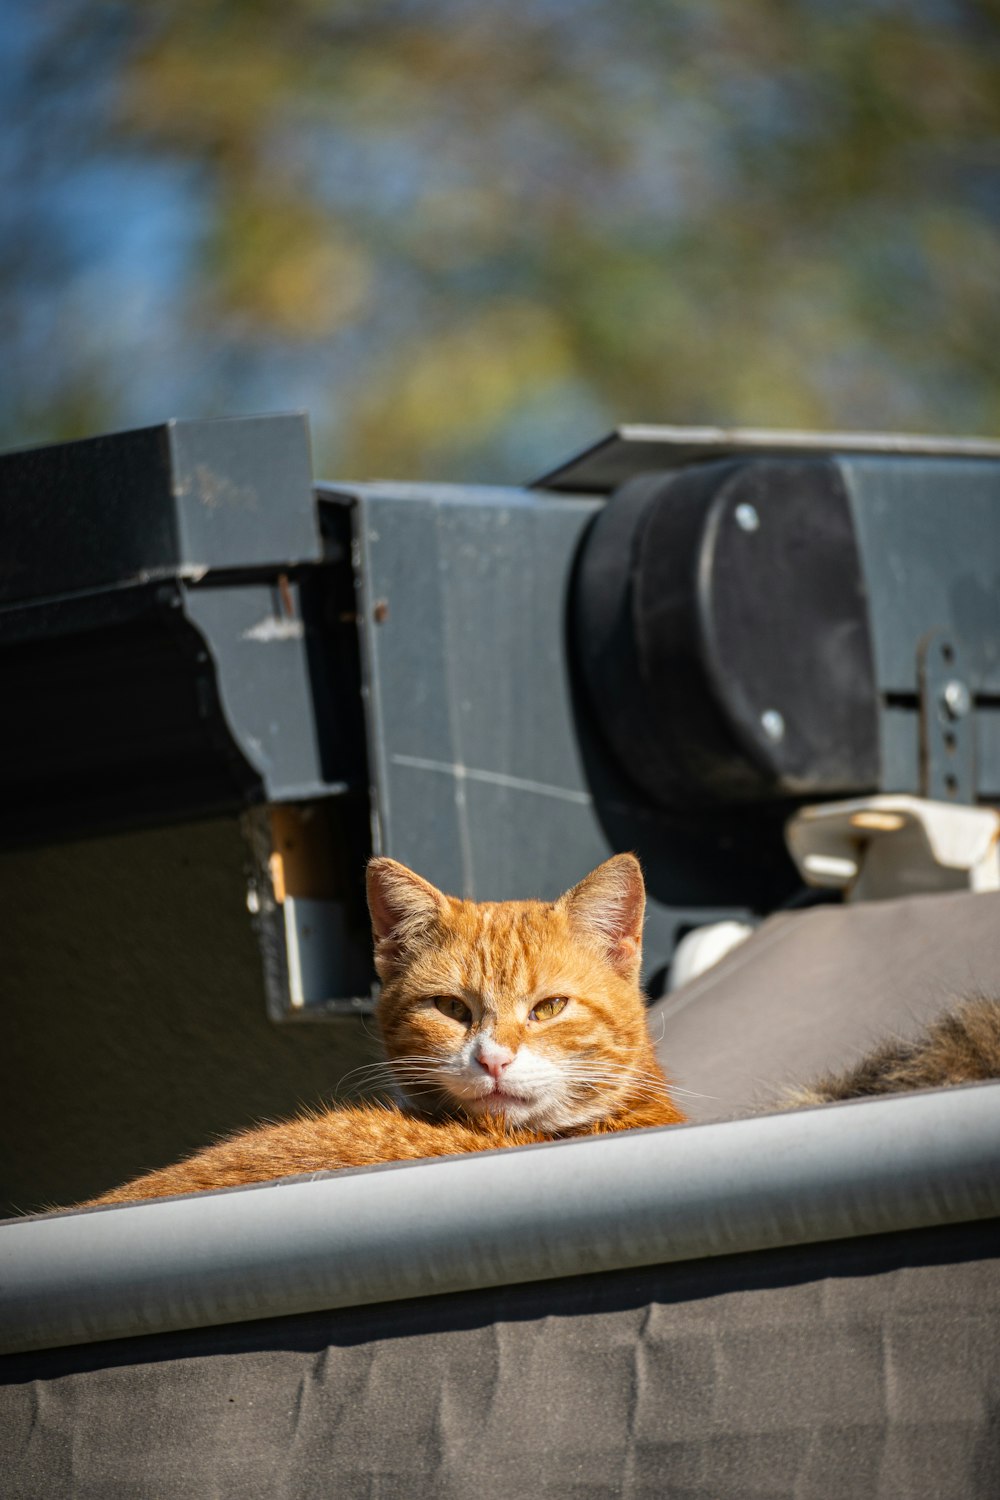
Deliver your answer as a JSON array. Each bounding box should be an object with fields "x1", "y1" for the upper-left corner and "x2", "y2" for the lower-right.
[{"x1": 2, "y1": 1084, "x2": 999, "y2": 1356}]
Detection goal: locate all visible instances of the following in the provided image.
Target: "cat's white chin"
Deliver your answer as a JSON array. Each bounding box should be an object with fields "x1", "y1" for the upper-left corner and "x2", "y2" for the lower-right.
[
  {"x1": 462, "y1": 1086, "x2": 590, "y2": 1132},
  {"x1": 457, "y1": 1085, "x2": 547, "y2": 1127}
]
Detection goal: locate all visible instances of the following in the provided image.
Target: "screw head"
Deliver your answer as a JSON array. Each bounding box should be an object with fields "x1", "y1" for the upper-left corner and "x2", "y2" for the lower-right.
[
  {"x1": 735, "y1": 502, "x2": 760, "y2": 533},
  {"x1": 942, "y1": 679, "x2": 971, "y2": 720},
  {"x1": 760, "y1": 708, "x2": 785, "y2": 743}
]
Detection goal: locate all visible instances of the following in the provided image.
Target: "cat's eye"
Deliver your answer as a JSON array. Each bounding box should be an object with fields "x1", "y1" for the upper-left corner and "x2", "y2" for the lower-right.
[
  {"x1": 433, "y1": 995, "x2": 472, "y2": 1025},
  {"x1": 530, "y1": 997, "x2": 568, "y2": 1022}
]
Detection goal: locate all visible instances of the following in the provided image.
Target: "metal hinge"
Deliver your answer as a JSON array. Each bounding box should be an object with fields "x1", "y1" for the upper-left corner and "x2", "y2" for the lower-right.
[{"x1": 918, "y1": 631, "x2": 975, "y2": 804}]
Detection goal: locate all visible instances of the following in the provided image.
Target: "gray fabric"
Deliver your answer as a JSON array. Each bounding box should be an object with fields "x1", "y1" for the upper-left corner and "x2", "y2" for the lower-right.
[
  {"x1": 652, "y1": 889, "x2": 1000, "y2": 1122},
  {"x1": 2, "y1": 1220, "x2": 998, "y2": 1500}
]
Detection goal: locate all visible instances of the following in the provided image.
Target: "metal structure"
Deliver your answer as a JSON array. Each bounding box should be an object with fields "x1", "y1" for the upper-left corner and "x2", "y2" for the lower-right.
[
  {"x1": 2, "y1": 415, "x2": 1000, "y2": 1019},
  {"x1": 3, "y1": 416, "x2": 1000, "y2": 1499}
]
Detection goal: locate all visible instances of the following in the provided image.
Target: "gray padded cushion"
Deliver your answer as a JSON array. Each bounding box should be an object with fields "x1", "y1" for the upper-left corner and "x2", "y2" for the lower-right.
[{"x1": 650, "y1": 889, "x2": 1000, "y2": 1122}]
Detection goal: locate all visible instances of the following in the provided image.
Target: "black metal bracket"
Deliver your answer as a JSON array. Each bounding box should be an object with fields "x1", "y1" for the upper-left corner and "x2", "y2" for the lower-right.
[{"x1": 919, "y1": 631, "x2": 976, "y2": 803}]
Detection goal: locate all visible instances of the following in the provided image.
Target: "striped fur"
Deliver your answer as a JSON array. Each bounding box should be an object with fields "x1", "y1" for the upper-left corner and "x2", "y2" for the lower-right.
[
  {"x1": 783, "y1": 996, "x2": 1000, "y2": 1109},
  {"x1": 88, "y1": 855, "x2": 684, "y2": 1206}
]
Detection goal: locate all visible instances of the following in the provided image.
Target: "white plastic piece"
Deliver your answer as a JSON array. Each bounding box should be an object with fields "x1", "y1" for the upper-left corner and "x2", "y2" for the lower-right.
[
  {"x1": 668, "y1": 920, "x2": 757, "y2": 991},
  {"x1": 786, "y1": 795, "x2": 1000, "y2": 902}
]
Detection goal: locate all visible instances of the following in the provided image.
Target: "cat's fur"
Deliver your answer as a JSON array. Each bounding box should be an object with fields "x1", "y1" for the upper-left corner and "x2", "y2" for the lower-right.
[
  {"x1": 782, "y1": 995, "x2": 1000, "y2": 1108},
  {"x1": 88, "y1": 853, "x2": 684, "y2": 1206}
]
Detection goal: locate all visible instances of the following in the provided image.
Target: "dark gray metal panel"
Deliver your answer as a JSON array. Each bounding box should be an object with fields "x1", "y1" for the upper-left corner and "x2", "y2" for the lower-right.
[
  {"x1": 183, "y1": 580, "x2": 334, "y2": 802},
  {"x1": 839, "y1": 455, "x2": 1000, "y2": 694},
  {"x1": 358, "y1": 485, "x2": 597, "y2": 796},
  {"x1": 0, "y1": 415, "x2": 320, "y2": 606},
  {"x1": 837, "y1": 454, "x2": 1000, "y2": 802},
  {"x1": 0, "y1": 425, "x2": 176, "y2": 605},
  {"x1": 976, "y1": 711, "x2": 1000, "y2": 797},
  {"x1": 879, "y1": 704, "x2": 921, "y2": 793},
  {"x1": 355, "y1": 483, "x2": 601, "y2": 881},
  {"x1": 167, "y1": 415, "x2": 320, "y2": 575},
  {"x1": 348, "y1": 483, "x2": 764, "y2": 980}
]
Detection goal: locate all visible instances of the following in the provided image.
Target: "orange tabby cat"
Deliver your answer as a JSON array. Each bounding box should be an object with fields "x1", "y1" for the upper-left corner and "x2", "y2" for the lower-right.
[{"x1": 88, "y1": 853, "x2": 684, "y2": 1205}]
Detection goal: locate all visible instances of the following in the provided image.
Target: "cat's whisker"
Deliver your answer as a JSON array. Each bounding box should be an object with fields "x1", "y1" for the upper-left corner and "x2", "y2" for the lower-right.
[
  {"x1": 336, "y1": 1055, "x2": 420, "y2": 1083},
  {"x1": 342, "y1": 1050, "x2": 450, "y2": 1082},
  {"x1": 336, "y1": 1066, "x2": 395, "y2": 1090},
  {"x1": 335, "y1": 1067, "x2": 407, "y2": 1098}
]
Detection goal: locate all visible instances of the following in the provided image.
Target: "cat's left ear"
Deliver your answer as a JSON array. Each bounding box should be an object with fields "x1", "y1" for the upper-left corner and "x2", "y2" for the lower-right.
[
  {"x1": 366, "y1": 857, "x2": 448, "y2": 981},
  {"x1": 558, "y1": 854, "x2": 645, "y2": 979}
]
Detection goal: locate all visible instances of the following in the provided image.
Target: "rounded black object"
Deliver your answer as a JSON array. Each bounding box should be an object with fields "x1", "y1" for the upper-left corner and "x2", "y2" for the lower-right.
[{"x1": 574, "y1": 457, "x2": 880, "y2": 808}]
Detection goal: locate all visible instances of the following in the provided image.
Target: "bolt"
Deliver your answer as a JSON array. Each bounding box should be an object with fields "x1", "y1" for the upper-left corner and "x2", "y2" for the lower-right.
[
  {"x1": 761, "y1": 709, "x2": 785, "y2": 743},
  {"x1": 735, "y1": 503, "x2": 760, "y2": 533},
  {"x1": 373, "y1": 599, "x2": 390, "y2": 624},
  {"x1": 942, "y1": 679, "x2": 971, "y2": 720}
]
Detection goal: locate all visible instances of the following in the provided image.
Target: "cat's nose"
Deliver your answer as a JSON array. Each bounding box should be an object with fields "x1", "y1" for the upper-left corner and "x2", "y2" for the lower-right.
[{"x1": 475, "y1": 1041, "x2": 514, "y2": 1081}]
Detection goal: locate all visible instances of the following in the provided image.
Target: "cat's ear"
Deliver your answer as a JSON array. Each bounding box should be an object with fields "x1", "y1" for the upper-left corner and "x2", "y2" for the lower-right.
[
  {"x1": 366, "y1": 858, "x2": 447, "y2": 980},
  {"x1": 558, "y1": 853, "x2": 645, "y2": 979}
]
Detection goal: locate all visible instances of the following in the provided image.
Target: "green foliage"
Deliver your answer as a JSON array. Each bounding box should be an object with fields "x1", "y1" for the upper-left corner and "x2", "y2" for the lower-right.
[{"x1": 4, "y1": 0, "x2": 1000, "y2": 477}]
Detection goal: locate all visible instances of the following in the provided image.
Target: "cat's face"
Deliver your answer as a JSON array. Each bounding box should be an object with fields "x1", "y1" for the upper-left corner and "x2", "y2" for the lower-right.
[{"x1": 366, "y1": 855, "x2": 658, "y2": 1132}]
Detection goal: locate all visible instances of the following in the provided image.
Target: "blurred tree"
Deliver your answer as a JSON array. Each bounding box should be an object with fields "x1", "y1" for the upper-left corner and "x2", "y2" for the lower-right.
[{"x1": 2, "y1": 0, "x2": 1000, "y2": 479}]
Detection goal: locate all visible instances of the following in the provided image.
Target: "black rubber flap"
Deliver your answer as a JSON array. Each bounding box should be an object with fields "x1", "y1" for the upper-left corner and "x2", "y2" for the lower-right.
[{"x1": 574, "y1": 458, "x2": 880, "y2": 807}]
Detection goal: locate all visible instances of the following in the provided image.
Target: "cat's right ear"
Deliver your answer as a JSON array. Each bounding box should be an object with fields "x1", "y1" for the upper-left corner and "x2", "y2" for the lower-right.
[
  {"x1": 366, "y1": 858, "x2": 447, "y2": 981},
  {"x1": 558, "y1": 853, "x2": 646, "y2": 980}
]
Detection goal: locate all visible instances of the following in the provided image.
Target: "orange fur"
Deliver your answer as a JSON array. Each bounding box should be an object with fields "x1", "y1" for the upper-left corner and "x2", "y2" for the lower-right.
[{"x1": 88, "y1": 854, "x2": 684, "y2": 1206}]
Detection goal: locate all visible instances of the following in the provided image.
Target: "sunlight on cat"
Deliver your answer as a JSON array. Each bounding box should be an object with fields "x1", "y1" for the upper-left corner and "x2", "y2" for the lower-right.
[
  {"x1": 371, "y1": 853, "x2": 675, "y2": 1134},
  {"x1": 85, "y1": 854, "x2": 685, "y2": 1206}
]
